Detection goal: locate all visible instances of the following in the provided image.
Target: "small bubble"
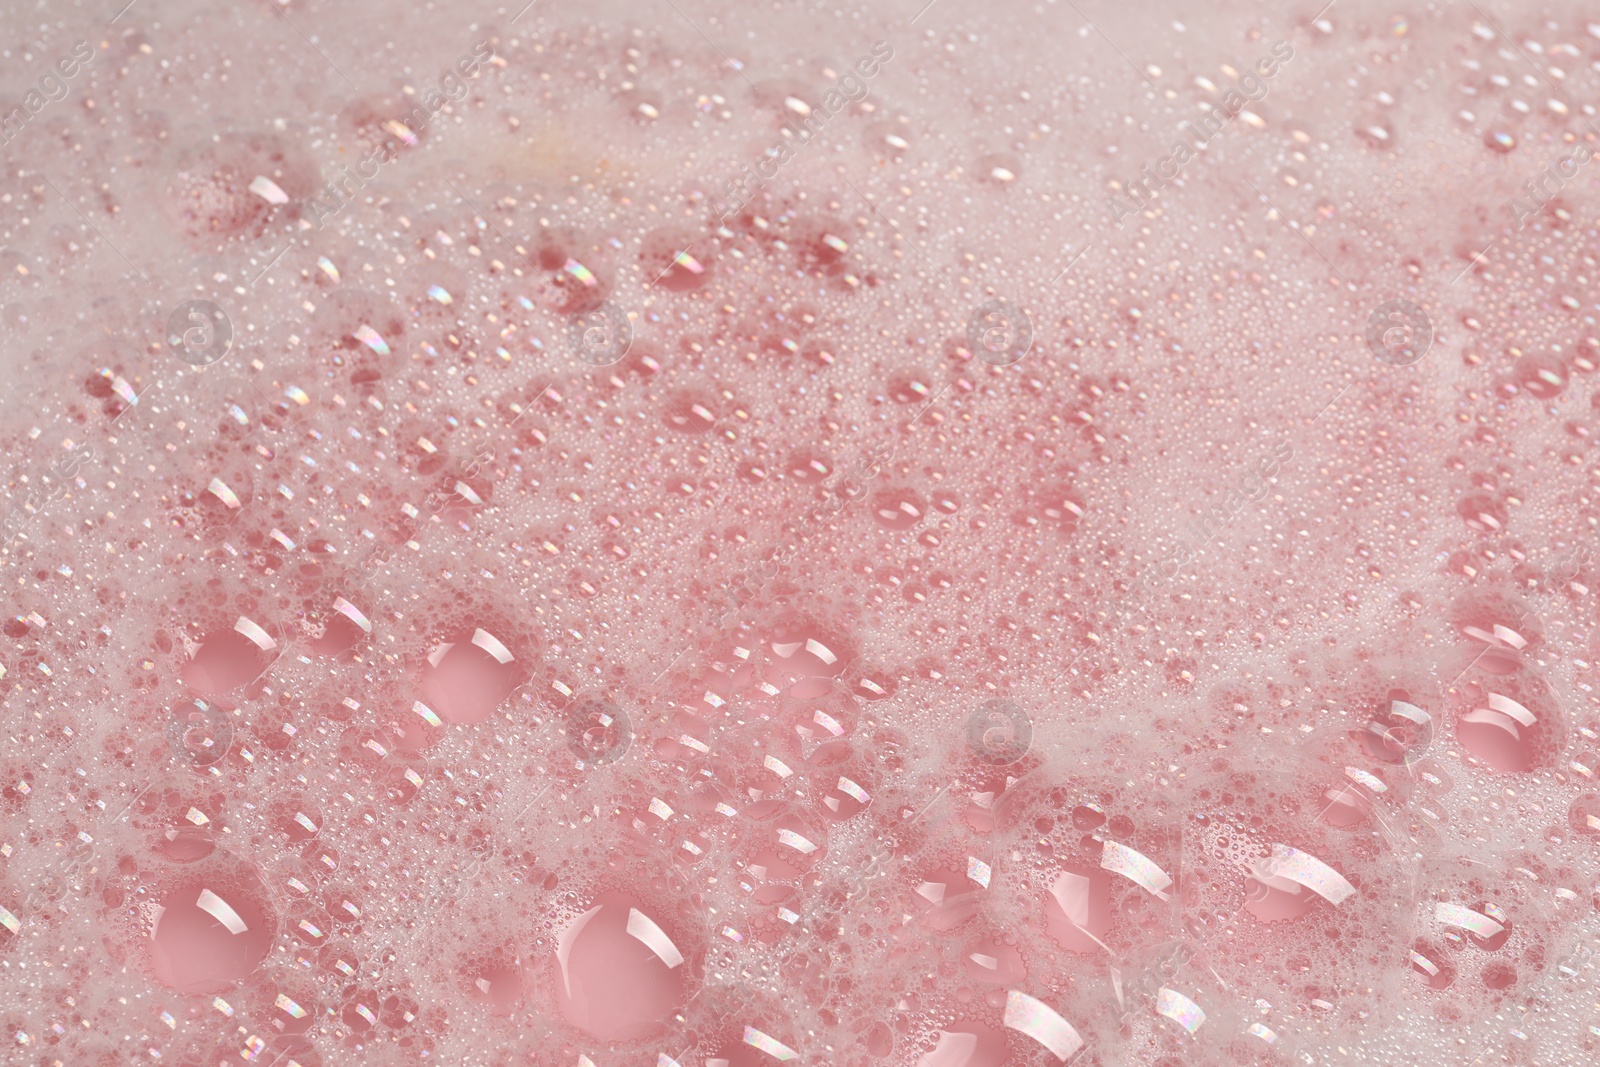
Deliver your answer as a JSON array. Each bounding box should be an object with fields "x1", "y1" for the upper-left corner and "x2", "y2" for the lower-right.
[
  {"x1": 965, "y1": 699, "x2": 1032, "y2": 765},
  {"x1": 165, "y1": 300, "x2": 234, "y2": 367},
  {"x1": 1364, "y1": 299, "x2": 1432, "y2": 366},
  {"x1": 965, "y1": 300, "x2": 1034, "y2": 367},
  {"x1": 1485, "y1": 130, "x2": 1517, "y2": 153}
]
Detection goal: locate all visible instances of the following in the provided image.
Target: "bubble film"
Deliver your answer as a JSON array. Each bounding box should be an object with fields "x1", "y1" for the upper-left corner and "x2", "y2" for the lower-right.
[{"x1": 3, "y1": 1, "x2": 1600, "y2": 1064}]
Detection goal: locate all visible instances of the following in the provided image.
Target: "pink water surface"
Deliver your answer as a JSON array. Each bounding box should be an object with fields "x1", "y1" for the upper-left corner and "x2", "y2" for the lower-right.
[{"x1": 2, "y1": 0, "x2": 1599, "y2": 1064}]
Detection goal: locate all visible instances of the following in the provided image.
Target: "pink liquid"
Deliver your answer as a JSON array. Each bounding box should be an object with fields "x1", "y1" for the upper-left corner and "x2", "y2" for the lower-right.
[{"x1": 1, "y1": 1, "x2": 1598, "y2": 1064}]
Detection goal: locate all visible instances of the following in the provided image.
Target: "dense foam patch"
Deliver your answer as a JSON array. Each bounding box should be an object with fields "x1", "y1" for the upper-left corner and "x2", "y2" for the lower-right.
[{"x1": 4, "y1": 0, "x2": 1600, "y2": 1064}]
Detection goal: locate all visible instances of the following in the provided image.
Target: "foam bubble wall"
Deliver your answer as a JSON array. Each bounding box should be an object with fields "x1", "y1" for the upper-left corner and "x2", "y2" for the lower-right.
[{"x1": 2, "y1": 1, "x2": 1600, "y2": 1064}]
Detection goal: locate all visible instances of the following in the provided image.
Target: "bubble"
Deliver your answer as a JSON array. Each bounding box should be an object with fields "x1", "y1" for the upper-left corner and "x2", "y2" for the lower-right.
[
  {"x1": 817, "y1": 767, "x2": 874, "y2": 822},
  {"x1": 1240, "y1": 845, "x2": 1356, "y2": 923},
  {"x1": 1456, "y1": 492, "x2": 1509, "y2": 533},
  {"x1": 165, "y1": 698, "x2": 234, "y2": 767},
  {"x1": 1567, "y1": 793, "x2": 1600, "y2": 837},
  {"x1": 165, "y1": 300, "x2": 234, "y2": 367},
  {"x1": 567, "y1": 301, "x2": 632, "y2": 366},
  {"x1": 965, "y1": 300, "x2": 1033, "y2": 367},
  {"x1": 156, "y1": 825, "x2": 217, "y2": 863},
  {"x1": 565, "y1": 697, "x2": 632, "y2": 764},
  {"x1": 1360, "y1": 697, "x2": 1434, "y2": 764},
  {"x1": 863, "y1": 121, "x2": 911, "y2": 161},
  {"x1": 232, "y1": 981, "x2": 318, "y2": 1049},
  {"x1": 786, "y1": 449, "x2": 834, "y2": 484},
  {"x1": 768, "y1": 619, "x2": 853, "y2": 698},
  {"x1": 965, "y1": 699, "x2": 1032, "y2": 764},
  {"x1": 919, "y1": 1021, "x2": 1008, "y2": 1067},
  {"x1": 272, "y1": 797, "x2": 322, "y2": 843},
  {"x1": 1044, "y1": 863, "x2": 1113, "y2": 953},
  {"x1": 378, "y1": 700, "x2": 449, "y2": 754},
  {"x1": 180, "y1": 617, "x2": 279, "y2": 695},
  {"x1": 641, "y1": 227, "x2": 714, "y2": 291},
  {"x1": 976, "y1": 153, "x2": 1023, "y2": 185},
  {"x1": 746, "y1": 813, "x2": 829, "y2": 880},
  {"x1": 1453, "y1": 592, "x2": 1539, "y2": 672},
  {"x1": 1464, "y1": 901, "x2": 1513, "y2": 950},
  {"x1": 1364, "y1": 299, "x2": 1431, "y2": 366},
  {"x1": 417, "y1": 627, "x2": 524, "y2": 725},
  {"x1": 463, "y1": 955, "x2": 525, "y2": 1015},
  {"x1": 1515, "y1": 352, "x2": 1569, "y2": 399},
  {"x1": 663, "y1": 389, "x2": 719, "y2": 434},
  {"x1": 148, "y1": 873, "x2": 277, "y2": 993},
  {"x1": 1409, "y1": 942, "x2": 1455, "y2": 989},
  {"x1": 1453, "y1": 677, "x2": 1562, "y2": 773},
  {"x1": 963, "y1": 936, "x2": 1026, "y2": 985},
  {"x1": 551, "y1": 894, "x2": 692, "y2": 1042},
  {"x1": 303, "y1": 596, "x2": 372, "y2": 657},
  {"x1": 869, "y1": 487, "x2": 927, "y2": 531}
]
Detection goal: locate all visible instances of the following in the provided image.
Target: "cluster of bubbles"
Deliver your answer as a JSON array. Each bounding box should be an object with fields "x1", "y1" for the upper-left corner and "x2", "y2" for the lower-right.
[{"x1": 10, "y1": 2, "x2": 1600, "y2": 1066}]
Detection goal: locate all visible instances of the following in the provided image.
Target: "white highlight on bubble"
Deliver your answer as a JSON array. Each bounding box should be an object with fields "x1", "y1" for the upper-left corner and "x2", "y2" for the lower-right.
[
  {"x1": 195, "y1": 888, "x2": 249, "y2": 934},
  {"x1": 1248, "y1": 1022, "x2": 1278, "y2": 1043},
  {"x1": 1410, "y1": 948, "x2": 1443, "y2": 978},
  {"x1": 1434, "y1": 902, "x2": 1505, "y2": 940},
  {"x1": 1156, "y1": 987, "x2": 1205, "y2": 1035},
  {"x1": 1462, "y1": 621, "x2": 1529, "y2": 650},
  {"x1": 835, "y1": 777, "x2": 870, "y2": 804},
  {"x1": 233, "y1": 616, "x2": 277, "y2": 651},
  {"x1": 1002, "y1": 990, "x2": 1084, "y2": 1061},
  {"x1": 811, "y1": 709, "x2": 844, "y2": 736},
  {"x1": 742, "y1": 1025, "x2": 799, "y2": 1060},
  {"x1": 1267, "y1": 844, "x2": 1356, "y2": 906},
  {"x1": 333, "y1": 597, "x2": 372, "y2": 633},
  {"x1": 1050, "y1": 870, "x2": 1094, "y2": 929},
  {"x1": 469, "y1": 628, "x2": 515, "y2": 664},
  {"x1": 967, "y1": 856, "x2": 992, "y2": 889},
  {"x1": 1461, "y1": 693, "x2": 1537, "y2": 740},
  {"x1": 1100, "y1": 840, "x2": 1173, "y2": 901},
  {"x1": 248, "y1": 175, "x2": 288, "y2": 205},
  {"x1": 776, "y1": 828, "x2": 818, "y2": 854},
  {"x1": 626, "y1": 907, "x2": 685, "y2": 968},
  {"x1": 1344, "y1": 766, "x2": 1387, "y2": 793},
  {"x1": 353, "y1": 324, "x2": 391, "y2": 356},
  {"x1": 206, "y1": 479, "x2": 240, "y2": 511}
]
